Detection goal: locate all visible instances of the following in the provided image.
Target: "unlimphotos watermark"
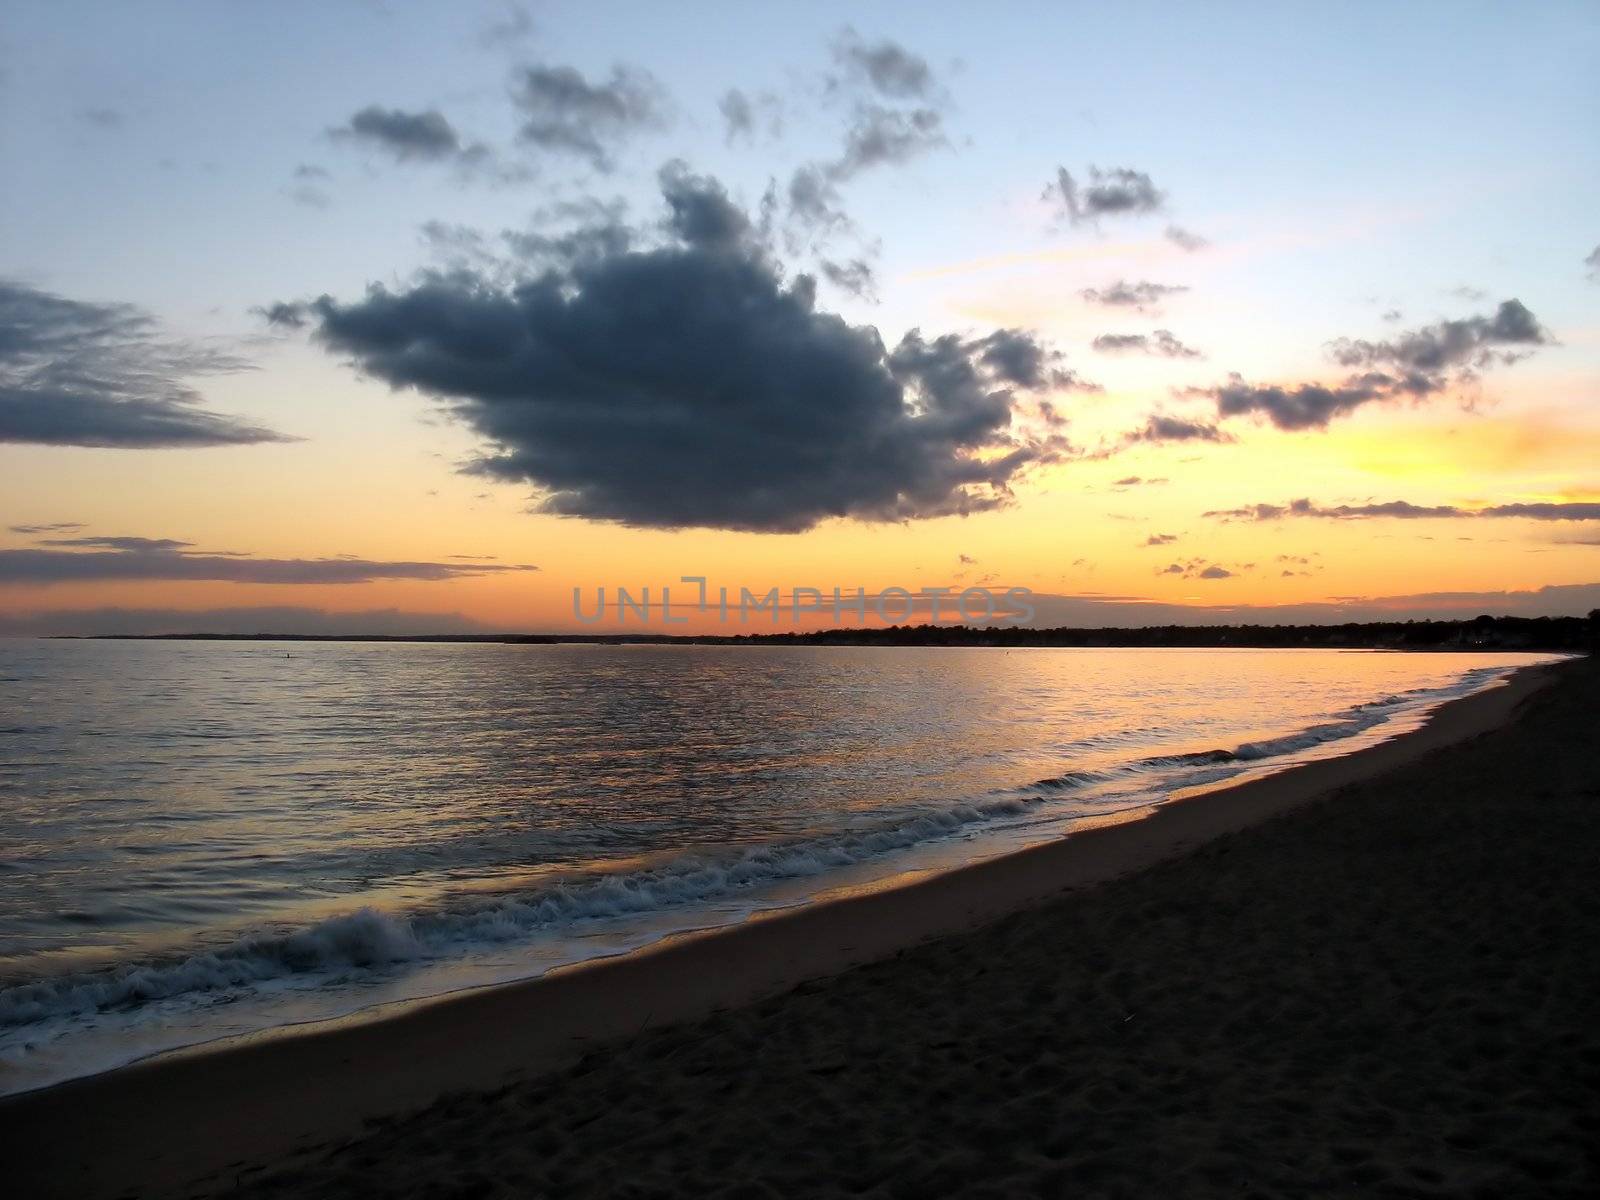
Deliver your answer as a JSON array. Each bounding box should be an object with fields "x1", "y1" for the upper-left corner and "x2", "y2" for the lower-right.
[{"x1": 573, "y1": 578, "x2": 1035, "y2": 626}]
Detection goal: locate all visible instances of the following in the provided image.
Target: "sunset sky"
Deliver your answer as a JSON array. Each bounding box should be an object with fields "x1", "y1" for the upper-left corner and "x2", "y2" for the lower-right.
[{"x1": 3, "y1": 1, "x2": 1598, "y2": 634}]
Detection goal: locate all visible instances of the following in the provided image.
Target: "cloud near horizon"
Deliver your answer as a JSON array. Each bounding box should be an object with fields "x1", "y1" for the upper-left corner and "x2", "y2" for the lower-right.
[
  {"x1": 1205, "y1": 498, "x2": 1600, "y2": 522},
  {"x1": 0, "y1": 540, "x2": 540, "y2": 586}
]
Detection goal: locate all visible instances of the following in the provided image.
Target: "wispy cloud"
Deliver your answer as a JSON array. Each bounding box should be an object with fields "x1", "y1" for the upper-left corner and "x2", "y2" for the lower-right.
[
  {"x1": 1, "y1": 280, "x2": 287, "y2": 448},
  {"x1": 1205, "y1": 497, "x2": 1600, "y2": 522},
  {"x1": 0, "y1": 539, "x2": 540, "y2": 585}
]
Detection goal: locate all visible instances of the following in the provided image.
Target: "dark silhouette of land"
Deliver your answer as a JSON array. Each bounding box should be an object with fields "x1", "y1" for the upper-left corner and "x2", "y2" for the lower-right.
[{"x1": 74, "y1": 611, "x2": 1600, "y2": 653}]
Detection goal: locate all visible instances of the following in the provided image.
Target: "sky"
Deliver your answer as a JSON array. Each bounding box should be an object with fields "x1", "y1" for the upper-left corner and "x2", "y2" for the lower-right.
[{"x1": 2, "y1": 0, "x2": 1598, "y2": 635}]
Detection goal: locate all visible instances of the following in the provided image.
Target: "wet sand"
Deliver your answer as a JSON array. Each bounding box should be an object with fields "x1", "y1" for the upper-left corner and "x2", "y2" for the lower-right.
[{"x1": 8, "y1": 656, "x2": 1597, "y2": 1198}]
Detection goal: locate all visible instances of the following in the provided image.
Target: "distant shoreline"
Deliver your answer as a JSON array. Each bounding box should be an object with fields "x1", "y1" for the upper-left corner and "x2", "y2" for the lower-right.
[{"x1": 39, "y1": 612, "x2": 1600, "y2": 653}]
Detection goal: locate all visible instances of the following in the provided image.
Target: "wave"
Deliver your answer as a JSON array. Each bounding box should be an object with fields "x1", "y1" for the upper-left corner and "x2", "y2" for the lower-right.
[
  {"x1": 1030, "y1": 769, "x2": 1118, "y2": 790},
  {"x1": 1134, "y1": 668, "x2": 1504, "y2": 772},
  {"x1": 0, "y1": 663, "x2": 1510, "y2": 1035},
  {"x1": 0, "y1": 792, "x2": 1043, "y2": 1029}
]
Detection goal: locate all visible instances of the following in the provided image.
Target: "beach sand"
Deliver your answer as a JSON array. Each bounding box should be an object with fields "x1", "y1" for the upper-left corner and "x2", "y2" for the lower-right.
[{"x1": 8, "y1": 656, "x2": 1598, "y2": 1197}]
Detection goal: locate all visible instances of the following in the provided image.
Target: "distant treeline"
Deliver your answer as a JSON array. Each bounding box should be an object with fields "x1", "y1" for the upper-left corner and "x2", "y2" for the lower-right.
[
  {"x1": 726, "y1": 612, "x2": 1600, "y2": 652},
  {"x1": 84, "y1": 612, "x2": 1600, "y2": 652}
]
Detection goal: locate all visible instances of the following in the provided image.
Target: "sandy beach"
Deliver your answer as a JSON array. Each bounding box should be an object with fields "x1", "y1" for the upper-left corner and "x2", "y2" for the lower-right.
[{"x1": 8, "y1": 654, "x2": 1598, "y2": 1198}]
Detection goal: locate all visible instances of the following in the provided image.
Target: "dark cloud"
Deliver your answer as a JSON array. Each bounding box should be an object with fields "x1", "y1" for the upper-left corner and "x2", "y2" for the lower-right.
[
  {"x1": 1204, "y1": 497, "x2": 1600, "y2": 522},
  {"x1": 9, "y1": 522, "x2": 83, "y2": 535},
  {"x1": 1092, "y1": 329, "x2": 1202, "y2": 359},
  {"x1": 329, "y1": 106, "x2": 483, "y2": 165},
  {"x1": 1200, "y1": 301, "x2": 1551, "y2": 432},
  {"x1": 255, "y1": 300, "x2": 314, "y2": 330},
  {"x1": 1206, "y1": 375, "x2": 1389, "y2": 430},
  {"x1": 1480, "y1": 502, "x2": 1600, "y2": 521},
  {"x1": 1142, "y1": 533, "x2": 1178, "y2": 546},
  {"x1": 1126, "y1": 414, "x2": 1231, "y2": 443},
  {"x1": 1164, "y1": 225, "x2": 1208, "y2": 252},
  {"x1": 782, "y1": 32, "x2": 948, "y2": 248},
  {"x1": 1044, "y1": 166, "x2": 1164, "y2": 226},
  {"x1": 785, "y1": 165, "x2": 851, "y2": 238},
  {"x1": 1079, "y1": 280, "x2": 1188, "y2": 312},
  {"x1": 415, "y1": 209, "x2": 638, "y2": 283},
  {"x1": 509, "y1": 63, "x2": 669, "y2": 171},
  {"x1": 504, "y1": 215, "x2": 633, "y2": 272},
  {"x1": 37, "y1": 535, "x2": 194, "y2": 552},
  {"x1": 284, "y1": 174, "x2": 1068, "y2": 533},
  {"x1": 718, "y1": 88, "x2": 782, "y2": 145},
  {"x1": 658, "y1": 162, "x2": 753, "y2": 253},
  {"x1": 1586, "y1": 245, "x2": 1600, "y2": 282},
  {"x1": 0, "y1": 606, "x2": 491, "y2": 637},
  {"x1": 970, "y1": 328, "x2": 1100, "y2": 395},
  {"x1": 818, "y1": 257, "x2": 876, "y2": 299},
  {"x1": 0, "y1": 541, "x2": 540, "y2": 585},
  {"x1": 830, "y1": 104, "x2": 944, "y2": 181},
  {"x1": 1113, "y1": 477, "x2": 1167, "y2": 489},
  {"x1": 1, "y1": 279, "x2": 287, "y2": 448},
  {"x1": 1326, "y1": 299, "x2": 1550, "y2": 378},
  {"x1": 1154, "y1": 557, "x2": 1238, "y2": 580},
  {"x1": 829, "y1": 29, "x2": 937, "y2": 100}
]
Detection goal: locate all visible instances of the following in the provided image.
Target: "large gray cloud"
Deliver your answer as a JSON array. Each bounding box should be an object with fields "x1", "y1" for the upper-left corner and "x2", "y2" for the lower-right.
[
  {"x1": 1, "y1": 280, "x2": 286, "y2": 448},
  {"x1": 0, "y1": 540, "x2": 540, "y2": 585},
  {"x1": 280, "y1": 175, "x2": 1069, "y2": 533},
  {"x1": 1092, "y1": 330, "x2": 1202, "y2": 359},
  {"x1": 1043, "y1": 166, "x2": 1165, "y2": 225},
  {"x1": 509, "y1": 63, "x2": 669, "y2": 170},
  {"x1": 1198, "y1": 299, "x2": 1551, "y2": 431},
  {"x1": 1205, "y1": 497, "x2": 1600, "y2": 522}
]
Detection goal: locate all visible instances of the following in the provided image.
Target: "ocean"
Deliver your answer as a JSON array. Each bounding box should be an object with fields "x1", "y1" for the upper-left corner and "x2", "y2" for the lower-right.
[{"x1": 0, "y1": 639, "x2": 1558, "y2": 1094}]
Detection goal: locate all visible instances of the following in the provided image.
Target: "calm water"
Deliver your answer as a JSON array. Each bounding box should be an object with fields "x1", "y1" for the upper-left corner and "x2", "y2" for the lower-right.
[{"x1": 0, "y1": 640, "x2": 1557, "y2": 1093}]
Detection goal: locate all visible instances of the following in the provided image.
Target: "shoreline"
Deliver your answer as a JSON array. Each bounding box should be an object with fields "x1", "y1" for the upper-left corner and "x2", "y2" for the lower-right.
[{"x1": 2, "y1": 656, "x2": 1573, "y2": 1198}]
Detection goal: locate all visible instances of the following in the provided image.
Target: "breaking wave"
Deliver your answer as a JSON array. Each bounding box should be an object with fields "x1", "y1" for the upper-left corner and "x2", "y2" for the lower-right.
[{"x1": 0, "y1": 793, "x2": 1044, "y2": 1028}]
